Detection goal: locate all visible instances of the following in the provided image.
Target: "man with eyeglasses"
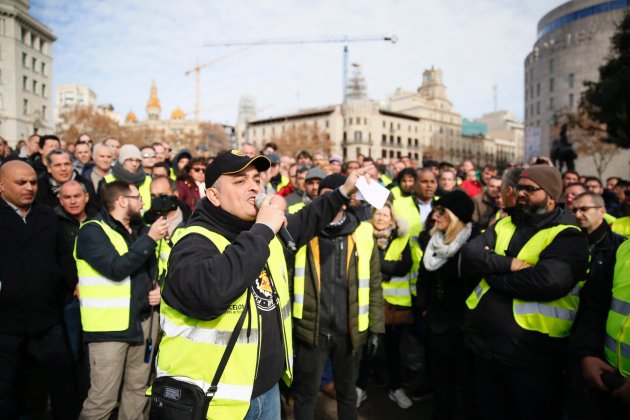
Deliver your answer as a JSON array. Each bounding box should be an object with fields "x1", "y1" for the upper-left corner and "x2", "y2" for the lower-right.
[
  {"x1": 568, "y1": 192, "x2": 626, "y2": 418},
  {"x1": 462, "y1": 165, "x2": 589, "y2": 420},
  {"x1": 103, "y1": 144, "x2": 153, "y2": 212},
  {"x1": 75, "y1": 180, "x2": 169, "y2": 419}
]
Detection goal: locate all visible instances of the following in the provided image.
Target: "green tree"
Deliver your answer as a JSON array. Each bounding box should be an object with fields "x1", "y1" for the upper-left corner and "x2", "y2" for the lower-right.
[{"x1": 581, "y1": 12, "x2": 630, "y2": 148}]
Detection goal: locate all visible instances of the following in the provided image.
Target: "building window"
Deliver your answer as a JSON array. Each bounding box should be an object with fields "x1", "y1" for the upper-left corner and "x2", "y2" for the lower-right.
[
  {"x1": 530, "y1": 104, "x2": 534, "y2": 116},
  {"x1": 529, "y1": 85, "x2": 534, "y2": 99},
  {"x1": 21, "y1": 27, "x2": 26, "y2": 43},
  {"x1": 390, "y1": 135, "x2": 393, "y2": 144},
  {"x1": 22, "y1": 76, "x2": 27, "y2": 91},
  {"x1": 549, "y1": 97, "x2": 555, "y2": 110},
  {"x1": 397, "y1": 136, "x2": 401, "y2": 145},
  {"x1": 40, "y1": 40, "x2": 45, "y2": 53},
  {"x1": 32, "y1": 57, "x2": 37, "y2": 71},
  {"x1": 349, "y1": 117, "x2": 353, "y2": 125},
  {"x1": 549, "y1": 58, "x2": 555, "y2": 73},
  {"x1": 382, "y1": 134, "x2": 386, "y2": 143},
  {"x1": 382, "y1": 149, "x2": 387, "y2": 158},
  {"x1": 356, "y1": 147, "x2": 361, "y2": 156},
  {"x1": 549, "y1": 78, "x2": 554, "y2": 92},
  {"x1": 569, "y1": 93, "x2": 574, "y2": 109},
  {"x1": 414, "y1": 139, "x2": 418, "y2": 147},
  {"x1": 23, "y1": 99, "x2": 28, "y2": 115},
  {"x1": 42, "y1": 105, "x2": 46, "y2": 119},
  {"x1": 22, "y1": 52, "x2": 27, "y2": 67},
  {"x1": 389, "y1": 150, "x2": 394, "y2": 158},
  {"x1": 536, "y1": 102, "x2": 540, "y2": 115},
  {"x1": 31, "y1": 35, "x2": 36, "y2": 48},
  {"x1": 32, "y1": 80, "x2": 37, "y2": 93},
  {"x1": 354, "y1": 131, "x2": 362, "y2": 142},
  {"x1": 325, "y1": 120, "x2": 329, "y2": 128},
  {"x1": 568, "y1": 73, "x2": 574, "y2": 88},
  {"x1": 41, "y1": 62, "x2": 46, "y2": 75},
  {"x1": 536, "y1": 83, "x2": 540, "y2": 96}
]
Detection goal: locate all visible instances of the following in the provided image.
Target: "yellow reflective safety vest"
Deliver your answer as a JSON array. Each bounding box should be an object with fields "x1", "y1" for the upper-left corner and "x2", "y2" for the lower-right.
[
  {"x1": 75, "y1": 220, "x2": 131, "y2": 332},
  {"x1": 465, "y1": 216, "x2": 583, "y2": 338},
  {"x1": 612, "y1": 216, "x2": 630, "y2": 238},
  {"x1": 155, "y1": 227, "x2": 186, "y2": 283},
  {"x1": 104, "y1": 173, "x2": 152, "y2": 211},
  {"x1": 288, "y1": 201, "x2": 306, "y2": 214},
  {"x1": 380, "y1": 174, "x2": 393, "y2": 187},
  {"x1": 393, "y1": 195, "x2": 423, "y2": 296},
  {"x1": 381, "y1": 234, "x2": 412, "y2": 307},
  {"x1": 604, "y1": 240, "x2": 630, "y2": 376},
  {"x1": 156, "y1": 226, "x2": 293, "y2": 419},
  {"x1": 293, "y1": 222, "x2": 374, "y2": 331},
  {"x1": 390, "y1": 185, "x2": 402, "y2": 200}
]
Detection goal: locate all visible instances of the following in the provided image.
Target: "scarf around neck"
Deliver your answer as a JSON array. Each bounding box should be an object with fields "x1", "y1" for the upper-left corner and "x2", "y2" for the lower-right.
[
  {"x1": 423, "y1": 223, "x2": 472, "y2": 272},
  {"x1": 111, "y1": 161, "x2": 146, "y2": 186}
]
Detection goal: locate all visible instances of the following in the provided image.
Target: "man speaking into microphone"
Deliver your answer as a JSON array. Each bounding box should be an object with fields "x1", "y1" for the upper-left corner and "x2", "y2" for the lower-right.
[{"x1": 153, "y1": 150, "x2": 370, "y2": 419}]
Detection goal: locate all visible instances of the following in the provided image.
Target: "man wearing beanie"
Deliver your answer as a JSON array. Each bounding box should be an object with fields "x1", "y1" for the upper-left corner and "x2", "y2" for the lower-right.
[
  {"x1": 291, "y1": 173, "x2": 385, "y2": 419},
  {"x1": 101, "y1": 144, "x2": 152, "y2": 211},
  {"x1": 461, "y1": 164, "x2": 589, "y2": 420}
]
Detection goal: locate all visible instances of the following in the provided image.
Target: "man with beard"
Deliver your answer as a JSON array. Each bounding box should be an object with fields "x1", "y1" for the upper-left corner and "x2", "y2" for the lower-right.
[
  {"x1": 462, "y1": 165, "x2": 589, "y2": 420},
  {"x1": 102, "y1": 144, "x2": 152, "y2": 212},
  {"x1": 75, "y1": 181, "x2": 168, "y2": 419}
]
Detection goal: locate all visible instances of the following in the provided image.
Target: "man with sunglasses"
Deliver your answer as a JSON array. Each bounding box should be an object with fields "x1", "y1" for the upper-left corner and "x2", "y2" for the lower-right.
[
  {"x1": 75, "y1": 180, "x2": 169, "y2": 419},
  {"x1": 462, "y1": 165, "x2": 589, "y2": 420},
  {"x1": 569, "y1": 192, "x2": 626, "y2": 418}
]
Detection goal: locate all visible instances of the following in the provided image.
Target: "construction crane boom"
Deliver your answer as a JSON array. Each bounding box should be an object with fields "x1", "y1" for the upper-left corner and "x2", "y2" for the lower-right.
[
  {"x1": 204, "y1": 34, "x2": 397, "y2": 102},
  {"x1": 184, "y1": 47, "x2": 249, "y2": 121}
]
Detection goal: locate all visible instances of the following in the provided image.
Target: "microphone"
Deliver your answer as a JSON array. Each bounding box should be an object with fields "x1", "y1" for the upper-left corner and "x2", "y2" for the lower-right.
[{"x1": 255, "y1": 193, "x2": 298, "y2": 253}]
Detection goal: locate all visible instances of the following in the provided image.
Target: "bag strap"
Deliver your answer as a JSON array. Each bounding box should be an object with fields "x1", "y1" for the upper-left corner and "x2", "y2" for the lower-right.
[{"x1": 205, "y1": 288, "x2": 251, "y2": 399}]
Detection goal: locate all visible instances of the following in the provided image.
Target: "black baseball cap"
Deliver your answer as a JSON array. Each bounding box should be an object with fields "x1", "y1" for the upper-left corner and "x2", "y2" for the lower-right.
[{"x1": 205, "y1": 150, "x2": 271, "y2": 187}]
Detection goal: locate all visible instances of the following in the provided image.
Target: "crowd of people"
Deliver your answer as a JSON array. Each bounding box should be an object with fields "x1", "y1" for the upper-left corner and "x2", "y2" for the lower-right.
[{"x1": 0, "y1": 134, "x2": 629, "y2": 420}]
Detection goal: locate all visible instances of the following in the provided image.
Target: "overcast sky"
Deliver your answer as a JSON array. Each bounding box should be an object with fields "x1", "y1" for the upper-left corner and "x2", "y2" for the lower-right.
[{"x1": 31, "y1": 0, "x2": 566, "y2": 126}]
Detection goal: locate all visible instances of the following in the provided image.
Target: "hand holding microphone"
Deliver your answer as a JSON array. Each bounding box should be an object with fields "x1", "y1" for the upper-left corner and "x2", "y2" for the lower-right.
[{"x1": 255, "y1": 194, "x2": 297, "y2": 253}]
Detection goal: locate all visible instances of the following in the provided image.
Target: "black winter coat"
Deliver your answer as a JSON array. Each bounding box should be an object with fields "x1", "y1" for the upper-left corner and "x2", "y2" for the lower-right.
[
  {"x1": 0, "y1": 200, "x2": 77, "y2": 336},
  {"x1": 571, "y1": 222, "x2": 627, "y2": 360},
  {"x1": 75, "y1": 211, "x2": 157, "y2": 343}
]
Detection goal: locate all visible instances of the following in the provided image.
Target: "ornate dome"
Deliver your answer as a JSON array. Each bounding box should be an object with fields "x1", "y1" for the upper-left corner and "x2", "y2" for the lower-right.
[
  {"x1": 125, "y1": 110, "x2": 138, "y2": 124},
  {"x1": 171, "y1": 107, "x2": 185, "y2": 120}
]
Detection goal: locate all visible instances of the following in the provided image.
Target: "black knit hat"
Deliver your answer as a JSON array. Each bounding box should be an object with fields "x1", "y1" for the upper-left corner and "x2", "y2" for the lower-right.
[
  {"x1": 318, "y1": 173, "x2": 346, "y2": 194},
  {"x1": 436, "y1": 190, "x2": 474, "y2": 223},
  {"x1": 205, "y1": 150, "x2": 270, "y2": 187}
]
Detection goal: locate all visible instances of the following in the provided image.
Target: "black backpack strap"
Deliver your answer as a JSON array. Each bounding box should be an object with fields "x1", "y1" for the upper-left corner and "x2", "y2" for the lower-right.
[{"x1": 205, "y1": 288, "x2": 252, "y2": 399}]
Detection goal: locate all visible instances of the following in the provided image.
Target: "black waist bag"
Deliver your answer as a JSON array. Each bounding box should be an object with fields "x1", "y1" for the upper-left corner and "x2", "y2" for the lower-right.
[
  {"x1": 150, "y1": 378, "x2": 214, "y2": 420},
  {"x1": 150, "y1": 290, "x2": 250, "y2": 420}
]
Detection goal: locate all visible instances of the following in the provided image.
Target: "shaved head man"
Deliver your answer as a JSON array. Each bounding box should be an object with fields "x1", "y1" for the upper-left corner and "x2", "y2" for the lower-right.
[{"x1": 0, "y1": 161, "x2": 38, "y2": 215}]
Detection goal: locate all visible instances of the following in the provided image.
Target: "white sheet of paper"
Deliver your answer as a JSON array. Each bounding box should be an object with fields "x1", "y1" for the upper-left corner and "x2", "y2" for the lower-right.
[{"x1": 355, "y1": 176, "x2": 389, "y2": 209}]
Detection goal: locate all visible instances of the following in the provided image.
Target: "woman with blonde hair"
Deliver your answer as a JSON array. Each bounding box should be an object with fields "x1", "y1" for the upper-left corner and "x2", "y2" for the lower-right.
[{"x1": 417, "y1": 189, "x2": 476, "y2": 420}]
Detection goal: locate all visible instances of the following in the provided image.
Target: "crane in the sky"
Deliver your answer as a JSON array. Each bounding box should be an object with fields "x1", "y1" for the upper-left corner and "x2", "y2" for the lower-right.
[
  {"x1": 184, "y1": 47, "x2": 250, "y2": 121},
  {"x1": 203, "y1": 34, "x2": 397, "y2": 102}
]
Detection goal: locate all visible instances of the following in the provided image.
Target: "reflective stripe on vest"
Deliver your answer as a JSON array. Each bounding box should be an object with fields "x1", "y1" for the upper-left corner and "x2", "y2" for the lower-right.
[
  {"x1": 104, "y1": 173, "x2": 152, "y2": 211},
  {"x1": 604, "y1": 240, "x2": 630, "y2": 376},
  {"x1": 288, "y1": 201, "x2": 306, "y2": 214},
  {"x1": 382, "y1": 234, "x2": 412, "y2": 307},
  {"x1": 75, "y1": 220, "x2": 131, "y2": 332},
  {"x1": 293, "y1": 222, "x2": 374, "y2": 331},
  {"x1": 465, "y1": 216, "x2": 582, "y2": 338},
  {"x1": 155, "y1": 225, "x2": 293, "y2": 419},
  {"x1": 393, "y1": 195, "x2": 423, "y2": 297},
  {"x1": 156, "y1": 227, "x2": 186, "y2": 282}
]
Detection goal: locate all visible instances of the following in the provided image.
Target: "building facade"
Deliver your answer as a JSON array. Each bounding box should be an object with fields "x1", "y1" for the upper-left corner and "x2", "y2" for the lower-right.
[
  {"x1": 0, "y1": 0, "x2": 55, "y2": 145},
  {"x1": 524, "y1": 0, "x2": 630, "y2": 158},
  {"x1": 54, "y1": 84, "x2": 97, "y2": 122},
  {"x1": 239, "y1": 67, "x2": 522, "y2": 167}
]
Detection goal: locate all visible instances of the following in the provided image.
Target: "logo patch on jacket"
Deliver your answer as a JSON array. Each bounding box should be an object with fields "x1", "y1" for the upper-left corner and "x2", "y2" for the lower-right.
[
  {"x1": 164, "y1": 386, "x2": 181, "y2": 400},
  {"x1": 252, "y1": 268, "x2": 277, "y2": 312}
]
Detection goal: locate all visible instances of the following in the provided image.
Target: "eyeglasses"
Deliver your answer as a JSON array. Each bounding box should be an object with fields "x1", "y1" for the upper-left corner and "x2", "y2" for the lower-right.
[
  {"x1": 192, "y1": 167, "x2": 205, "y2": 173},
  {"x1": 516, "y1": 184, "x2": 544, "y2": 193},
  {"x1": 570, "y1": 206, "x2": 601, "y2": 214},
  {"x1": 124, "y1": 195, "x2": 142, "y2": 200},
  {"x1": 142, "y1": 153, "x2": 156, "y2": 158}
]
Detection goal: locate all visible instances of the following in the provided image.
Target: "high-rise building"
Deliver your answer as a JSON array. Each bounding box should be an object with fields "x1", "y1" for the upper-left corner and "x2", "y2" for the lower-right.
[
  {"x1": 54, "y1": 84, "x2": 97, "y2": 120},
  {"x1": 0, "y1": 0, "x2": 55, "y2": 145},
  {"x1": 524, "y1": 0, "x2": 630, "y2": 163}
]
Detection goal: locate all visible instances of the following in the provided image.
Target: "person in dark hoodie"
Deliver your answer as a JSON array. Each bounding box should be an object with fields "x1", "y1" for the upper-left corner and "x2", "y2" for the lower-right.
[
  {"x1": 75, "y1": 180, "x2": 168, "y2": 419},
  {"x1": 153, "y1": 151, "x2": 371, "y2": 419},
  {"x1": 292, "y1": 173, "x2": 385, "y2": 420},
  {"x1": 462, "y1": 165, "x2": 589, "y2": 420}
]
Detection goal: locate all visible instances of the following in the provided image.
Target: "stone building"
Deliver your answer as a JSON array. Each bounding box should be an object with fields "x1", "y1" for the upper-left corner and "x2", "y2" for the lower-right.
[
  {"x1": 0, "y1": 0, "x2": 55, "y2": 145},
  {"x1": 524, "y1": 0, "x2": 630, "y2": 178},
  {"x1": 238, "y1": 67, "x2": 522, "y2": 167}
]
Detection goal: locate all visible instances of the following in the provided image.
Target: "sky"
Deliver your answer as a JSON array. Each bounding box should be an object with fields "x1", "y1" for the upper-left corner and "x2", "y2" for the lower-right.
[{"x1": 31, "y1": 0, "x2": 567, "y2": 126}]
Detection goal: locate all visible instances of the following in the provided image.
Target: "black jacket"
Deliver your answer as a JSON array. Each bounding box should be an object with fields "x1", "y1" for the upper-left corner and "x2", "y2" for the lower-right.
[
  {"x1": 35, "y1": 171, "x2": 100, "y2": 213},
  {"x1": 0, "y1": 200, "x2": 76, "y2": 336},
  {"x1": 571, "y1": 222, "x2": 627, "y2": 361},
  {"x1": 163, "y1": 189, "x2": 349, "y2": 397},
  {"x1": 462, "y1": 207, "x2": 589, "y2": 369},
  {"x1": 75, "y1": 211, "x2": 158, "y2": 343}
]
